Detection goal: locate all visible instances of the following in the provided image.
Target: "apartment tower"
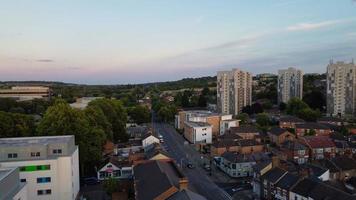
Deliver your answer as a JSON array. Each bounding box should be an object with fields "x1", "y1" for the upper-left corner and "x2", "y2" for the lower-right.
[
  {"x1": 327, "y1": 60, "x2": 356, "y2": 117},
  {"x1": 217, "y1": 69, "x2": 252, "y2": 115},
  {"x1": 278, "y1": 67, "x2": 303, "y2": 104}
]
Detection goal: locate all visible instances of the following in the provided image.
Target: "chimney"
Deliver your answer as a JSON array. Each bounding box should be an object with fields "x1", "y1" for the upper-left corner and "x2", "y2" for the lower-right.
[{"x1": 272, "y1": 156, "x2": 280, "y2": 168}]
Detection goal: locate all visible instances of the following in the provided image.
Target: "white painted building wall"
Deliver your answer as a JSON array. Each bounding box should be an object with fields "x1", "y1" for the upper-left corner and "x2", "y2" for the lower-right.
[
  {"x1": 142, "y1": 135, "x2": 160, "y2": 149},
  {"x1": 192, "y1": 126, "x2": 212, "y2": 144},
  {"x1": 220, "y1": 119, "x2": 239, "y2": 135},
  {"x1": 0, "y1": 148, "x2": 79, "y2": 200}
]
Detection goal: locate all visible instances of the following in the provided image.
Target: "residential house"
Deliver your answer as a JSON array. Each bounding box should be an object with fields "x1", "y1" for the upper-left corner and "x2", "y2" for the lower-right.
[
  {"x1": 317, "y1": 116, "x2": 345, "y2": 126},
  {"x1": 300, "y1": 136, "x2": 336, "y2": 160},
  {"x1": 279, "y1": 116, "x2": 304, "y2": 129},
  {"x1": 280, "y1": 140, "x2": 309, "y2": 164},
  {"x1": 97, "y1": 158, "x2": 133, "y2": 181},
  {"x1": 142, "y1": 134, "x2": 160, "y2": 151},
  {"x1": 216, "y1": 152, "x2": 256, "y2": 177},
  {"x1": 252, "y1": 161, "x2": 273, "y2": 198},
  {"x1": 298, "y1": 163, "x2": 330, "y2": 181},
  {"x1": 220, "y1": 119, "x2": 240, "y2": 135},
  {"x1": 211, "y1": 140, "x2": 237, "y2": 156},
  {"x1": 238, "y1": 139, "x2": 264, "y2": 154},
  {"x1": 268, "y1": 127, "x2": 295, "y2": 146},
  {"x1": 211, "y1": 137, "x2": 263, "y2": 156},
  {"x1": 295, "y1": 123, "x2": 332, "y2": 137},
  {"x1": 290, "y1": 178, "x2": 355, "y2": 200},
  {"x1": 133, "y1": 160, "x2": 190, "y2": 200},
  {"x1": 183, "y1": 121, "x2": 212, "y2": 144},
  {"x1": 145, "y1": 146, "x2": 171, "y2": 161},
  {"x1": 274, "y1": 173, "x2": 299, "y2": 200},
  {"x1": 260, "y1": 167, "x2": 288, "y2": 199},
  {"x1": 317, "y1": 156, "x2": 356, "y2": 181}
]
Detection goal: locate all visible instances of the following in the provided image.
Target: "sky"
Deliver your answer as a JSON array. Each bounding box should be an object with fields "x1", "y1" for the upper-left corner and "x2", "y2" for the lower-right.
[{"x1": 1, "y1": 0, "x2": 356, "y2": 84}]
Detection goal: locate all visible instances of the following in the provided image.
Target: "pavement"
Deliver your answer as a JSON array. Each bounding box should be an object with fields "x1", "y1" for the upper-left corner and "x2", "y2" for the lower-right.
[{"x1": 153, "y1": 122, "x2": 232, "y2": 200}]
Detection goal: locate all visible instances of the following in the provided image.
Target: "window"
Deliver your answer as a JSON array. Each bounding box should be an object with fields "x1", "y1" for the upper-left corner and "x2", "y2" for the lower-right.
[
  {"x1": 37, "y1": 177, "x2": 51, "y2": 183},
  {"x1": 31, "y1": 152, "x2": 40, "y2": 157},
  {"x1": 37, "y1": 189, "x2": 51, "y2": 195},
  {"x1": 53, "y1": 149, "x2": 62, "y2": 154},
  {"x1": 20, "y1": 179, "x2": 26, "y2": 183},
  {"x1": 20, "y1": 165, "x2": 50, "y2": 172},
  {"x1": 8, "y1": 153, "x2": 18, "y2": 159}
]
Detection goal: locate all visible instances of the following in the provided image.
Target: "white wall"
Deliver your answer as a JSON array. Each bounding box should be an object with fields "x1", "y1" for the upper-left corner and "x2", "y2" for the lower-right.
[
  {"x1": 0, "y1": 147, "x2": 79, "y2": 200},
  {"x1": 193, "y1": 126, "x2": 212, "y2": 144},
  {"x1": 142, "y1": 136, "x2": 160, "y2": 149}
]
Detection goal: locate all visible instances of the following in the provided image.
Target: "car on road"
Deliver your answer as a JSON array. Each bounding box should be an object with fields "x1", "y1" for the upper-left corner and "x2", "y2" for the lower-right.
[
  {"x1": 187, "y1": 162, "x2": 195, "y2": 169},
  {"x1": 232, "y1": 187, "x2": 244, "y2": 192},
  {"x1": 203, "y1": 164, "x2": 211, "y2": 171}
]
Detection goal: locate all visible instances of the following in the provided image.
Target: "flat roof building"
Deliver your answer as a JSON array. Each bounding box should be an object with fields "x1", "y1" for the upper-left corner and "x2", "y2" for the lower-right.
[
  {"x1": 0, "y1": 86, "x2": 51, "y2": 101},
  {"x1": 0, "y1": 135, "x2": 80, "y2": 200}
]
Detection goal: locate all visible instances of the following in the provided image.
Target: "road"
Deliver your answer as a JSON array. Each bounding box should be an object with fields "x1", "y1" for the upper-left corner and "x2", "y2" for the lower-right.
[{"x1": 153, "y1": 122, "x2": 232, "y2": 200}]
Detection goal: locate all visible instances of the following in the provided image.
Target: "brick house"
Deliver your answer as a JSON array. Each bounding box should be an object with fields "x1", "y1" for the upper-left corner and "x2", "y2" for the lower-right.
[
  {"x1": 299, "y1": 136, "x2": 336, "y2": 160},
  {"x1": 295, "y1": 123, "x2": 332, "y2": 137},
  {"x1": 268, "y1": 127, "x2": 295, "y2": 146},
  {"x1": 280, "y1": 140, "x2": 309, "y2": 164},
  {"x1": 229, "y1": 126, "x2": 260, "y2": 140},
  {"x1": 279, "y1": 116, "x2": 304, "y2": 129}
]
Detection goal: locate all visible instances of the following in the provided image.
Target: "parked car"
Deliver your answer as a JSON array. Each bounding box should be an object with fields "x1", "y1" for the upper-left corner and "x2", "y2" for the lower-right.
[
  {"x1": 187, "y1": 162, "x2": 195, "y2": 169},
  {"x1": 203, "y1": 164, "x2": 211, "y2": 171}
]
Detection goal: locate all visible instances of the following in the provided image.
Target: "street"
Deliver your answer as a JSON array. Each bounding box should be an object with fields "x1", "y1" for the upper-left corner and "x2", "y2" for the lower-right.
[{"x1": 153, "y1": 122, "x2": 232, "y2": 200}]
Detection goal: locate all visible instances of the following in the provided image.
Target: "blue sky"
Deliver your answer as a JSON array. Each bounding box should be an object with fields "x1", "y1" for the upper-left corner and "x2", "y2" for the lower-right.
[{"x1": 0, "y1": 0, "x2": 356, "y2": 84}]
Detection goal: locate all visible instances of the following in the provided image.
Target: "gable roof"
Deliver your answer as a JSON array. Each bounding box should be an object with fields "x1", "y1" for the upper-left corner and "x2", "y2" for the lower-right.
[
  {"x1": 168, "y1": 189, "x2": 207, "y2": 200},
  {"x1": 142, "y1": 133, "x2": 159, "y2": 141},
  {"x1": 302, "y1": 136, "x2": 335, "y2": 148},
  {"x1": 218, "y1": 133, "x2": 242, "y2": 140},
  {"x1": 230, "y1": 125, "x2": 259, "y2": 134},
  {"x1": 237, "y1": 139, "x2": 262, "y2": 147},
  {"x1": 331, "y1": 156, "x2": 356, "y2": 171},
  {"x1": 145, "y1": 147, "x2": 171, "y2": 160},
  {"x1": 281, "y1": 140, "x2": 308, "y2": 151},
  {"x1": 134, "y1": 160, "x2": 185, "y2": 200},
  {"x1": 269, "y1": 127, "x2": 289, "y2": 136},
  {"x1": 212, "y1": 139, "x2": 235, "y2": 148},
  {"x1": 291, "y1": 178, "x2": 318, "y2": 197},
  {"x1": 318, "y1": 117, "x2": 344, "y2": 123},
  {"x1": 295, "y1": 122, "x2": 331, "y2": 130},
  {"x1": 275, "y1": 173, "x2": 299, "y2": 190},
  {"x1": 261, "y1": 167, "x2": 287, "y2": 184},
  {"x1": 279, "y1": 116, "x2": 304, "y2": 123},
  {"x1": 221, "y1": 152, "x2": 255, "y2": 163}
]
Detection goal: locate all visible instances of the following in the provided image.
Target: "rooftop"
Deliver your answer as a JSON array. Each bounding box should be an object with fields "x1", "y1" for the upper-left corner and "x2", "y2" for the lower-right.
[
  {"x1": 0, "y1": 135, "x2": 74, "y2": 147},
  {"x1": 276, "y1": 172, "x2": 299, "y2": 190},
  {"x1": 134, "y1": 160, "x2": 186, "y2": 200},
  {"x1": 279, "y1": 116, "x2": 304, "y2": 123},
  {"x1": 269, "y1": 127, "x2": 289, "y2": 136},
  {"x1": 230, "y1": 125, "x2": 259, "y2": 133},
  {"x1": 261, "y1": 167, "x2": 287, "y2": 184},
  {"x1": 185, "y1": 121, "x2": 212, "y2": 128},
  {"x1": 302, "y1": 136, "x2": 335, "y2": 148},
  {"x1": 296, "y1": 122, "x2": 331, "y2": 130}
]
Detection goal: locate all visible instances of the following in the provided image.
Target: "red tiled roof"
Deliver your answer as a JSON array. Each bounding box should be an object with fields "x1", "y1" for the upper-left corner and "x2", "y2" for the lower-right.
[{"x1": 303, "y1": 136, "x2": 335, "y2": 148}]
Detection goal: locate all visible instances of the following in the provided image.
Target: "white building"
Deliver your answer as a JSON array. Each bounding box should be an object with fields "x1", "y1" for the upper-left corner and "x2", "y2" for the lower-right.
[
  {"x1": 97, "y1": 159, "x2": 133, "y2": 181},
  {"x1": 0, "y1": 136, "x2": 80, "y2": 200},
  {"x1": 215, "y1": 152, "x2": 256, "y2": 177},
  {"x1": 0, "y1": 167, "x2": 28, "y2": 200},
  {"x1": 326, "y1": 60, "x2": 356, "y2": 117},
  {"x1": 184, "y1": 121, "x2": 212, "y2": 144},
  {"x1": 217, "y1": 69, "x2": 252, "y2": 115},
  {"x1": 219, "y1": 115, "x2": 240, "y2": 135},
  {"x1": 0, "y1": 86, "x2": 51, "y2": 101},
  {"x1": 142, "y1": 134, "x2": 160, "y2": 151},
  {"x1": 278, "y1": 67, "x2": 303, "y2": 104}
]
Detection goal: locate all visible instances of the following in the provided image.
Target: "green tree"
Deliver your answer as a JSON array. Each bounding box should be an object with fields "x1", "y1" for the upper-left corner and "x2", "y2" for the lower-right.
[
  {"x1": 256, "y1": 113, "x2": 270, "y2": 127},
  {"x1": 236, "y1": 113, "x2": 249, "y2": 125},
  {"x1": 128, "y1": 105, "x2": 151, "y2": 124},
  {"x1": 88, "y1": 99, "x2": 128, "y2": 143},
  {"x1": 84, "y1": 106, "x2": 113, "y2": 140},
  {"x1": 0, "y1": 111, "x2": 35, "y2": 138},
  {"x1": 103, "y1": 177, "x2": 119, "y2": 195},
  {"x1": 198, "y1": 94, "x2": 207, "y2": 107},
  {"x1": 297, "y1": 108, "x2": 321, "y2": 122},
  {"x1": 286, "y1": 98, "x2": 309, "y2": 115},
  {"x1": 37, "y1": 99, "x2": 106, "y2": 175}
]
